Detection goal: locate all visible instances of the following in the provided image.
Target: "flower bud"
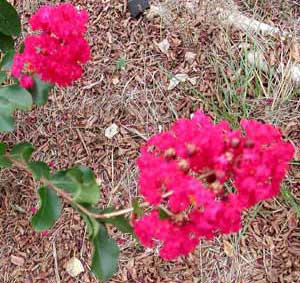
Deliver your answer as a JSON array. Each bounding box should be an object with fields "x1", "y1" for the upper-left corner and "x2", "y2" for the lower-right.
[
  {"x1": 164, "y1": 148, "x2": 176, "y2": 160},
  {"x1": 186, "y1": 143, "x2": 197, "y2": 156},
  {"x1": 172, "y1": 213, "x2": 186, "y2": 225},
  {"x1": 210, "y1": 181, "x2": 223, "y2": 195},
  {"x1": 188, "y1": 194, "x2": 197, "y2": 206},
  {"x1": 178, "y1": 159, "x2": 189, "y2": 172},
  {"x1": 206, "y1": 172, "x2": 217, "y2": 183},
  {"x1": 225, "y1": 152, "x2": 234, "y2": 162},
  {"x1": 231, "y1": 138, "x2": 240, "y2": 148},
  {"x1": 245, "y1": 139, "x2": 254, "y2": 148}
]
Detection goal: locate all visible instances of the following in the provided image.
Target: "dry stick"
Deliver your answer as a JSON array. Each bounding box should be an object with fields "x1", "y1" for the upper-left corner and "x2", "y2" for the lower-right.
[
  {"x1": 175, "y1": 0, "x2": 299, "y2": 89},
  {"x1": 216, "y1": 2, "x2": 300, "y2": 86},
  {"x1": 170, "y1": 0, "x2": 300, "y2": 86},
  {"x1": 217, "y1": 6, "x2": 282, "y2": 36},
  {"x1": 52, "y1": 241, "x2": 61, "y2": 283}
]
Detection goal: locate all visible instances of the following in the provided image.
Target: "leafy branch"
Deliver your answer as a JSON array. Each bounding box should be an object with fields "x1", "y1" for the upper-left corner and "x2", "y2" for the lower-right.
[{"x1": 0, "y1": 142, "x2": 135, "y2": 281}]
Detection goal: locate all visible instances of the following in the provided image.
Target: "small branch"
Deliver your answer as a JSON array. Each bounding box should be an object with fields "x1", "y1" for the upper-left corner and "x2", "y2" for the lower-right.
[
  {"x1": 52, "y1": 242, "x2": 61, "y2": 283},
  {"x1": 218, "y1": 7, "x2": 282, "y2": 36},
  {"x1": 96, "y1": 202, "x2": 149, "y2": 219},
  {"x1": 44, "y1": 180, "x2": 101, "y2": 219},
  {"x1": 7, "y1": 154, "x2": 174, "y2": 220},
  {"x1": 8, "y1": 156, "x2": 111, "y2": 219},
  {"x1": 96, "y1": 191, "x2": 174, "y2": 219},
  {"x1": 159, "y1": 205, "x2": 174, "y2": 217},
  {"x1": 7, "y1": 155, "x2": 215, "y2": 221}
]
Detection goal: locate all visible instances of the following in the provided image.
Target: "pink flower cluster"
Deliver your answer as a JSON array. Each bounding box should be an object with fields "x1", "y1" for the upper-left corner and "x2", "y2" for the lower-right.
[
  {"x1": 134, "y1": 111, "x2": 294, "y2": 260},
  {"x1": 11, "y1": 3, "x2": 90, "y2": 88}
]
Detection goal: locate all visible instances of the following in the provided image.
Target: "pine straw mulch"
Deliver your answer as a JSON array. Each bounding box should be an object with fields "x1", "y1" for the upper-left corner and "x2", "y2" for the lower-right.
[{"x1": 0, "y1": 0, "x2": 300, "y2": 282}]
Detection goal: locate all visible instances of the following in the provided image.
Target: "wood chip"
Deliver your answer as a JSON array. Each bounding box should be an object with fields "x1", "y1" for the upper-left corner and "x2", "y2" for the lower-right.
[{"x1": 10, "y1": 255, "x2": 25, "y2": 266}]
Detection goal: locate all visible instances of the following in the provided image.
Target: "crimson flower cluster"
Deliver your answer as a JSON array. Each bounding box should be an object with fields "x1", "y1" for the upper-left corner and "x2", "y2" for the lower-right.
[
  {"x1": 11, "y1": 3, "x2": 90, "y2": 88},
  {"x1": 134, "y1": 111, "x2": 294, "y2": 260}
]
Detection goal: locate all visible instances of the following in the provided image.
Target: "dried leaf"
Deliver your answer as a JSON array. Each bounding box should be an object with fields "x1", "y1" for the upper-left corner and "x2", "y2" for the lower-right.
[
  {"x1": 247, "y1": 51, "x2": 269, "y2": 72},
  {"x1": 283, "y1": 121, "x2": 298, "y2": 137},
  {"x1": 112, "y1": 76, "x2": 119, "y2": 85},
  {"x1": 269, "y1": 269, "x2": 278, "y2": 282},
  {"x1": 291, "y1": 40, "x2": 300, "y2": 61},
  {"x1": 287, "y1": 210, "x2": 298, "y2": 230},
  {"x1": 167, "y1": 73, "x2": 189, "y2": 90},
  {"x1": 294, "y1": 145, "x2": 300, "y2": 162},
  {"x1": 65, "y1": 257, "x2": 84, "y2": 278},
  {"x1": 223, "y1": 240, "x2": 234, "y2": 257},
  {"x1": 105, "y1": 123, "x2": 119, "y2": 139},
  {"x1": 156, "y1": 38, "x2": 170, "y2": 55},
  {"x1": 185, "y1": 0, "x2": 198, "y2": 13},
  {"x1": 146, "y1": 5, "x2": 168, "y2": 20},
  {"x1": 269, "y1": 50, "x2": 276, "y2": 66},
  {"x1": 185, "y1": 51, "x2": 196, "y2": 64},
  {"x1": 290, "y1": 64, "x2": 300, "y2": 85},
  {"x1": 265, "y1": 236, "x2": 275, "y2": 250},
  {"x1": 188, "y1": 77, "x2": 197, "y2": 86}
]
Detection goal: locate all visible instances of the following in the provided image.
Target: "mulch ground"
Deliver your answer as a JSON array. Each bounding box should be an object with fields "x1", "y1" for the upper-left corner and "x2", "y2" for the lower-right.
[{"x1": 0, "y1": 0, "x2": 299, "y2": 282}]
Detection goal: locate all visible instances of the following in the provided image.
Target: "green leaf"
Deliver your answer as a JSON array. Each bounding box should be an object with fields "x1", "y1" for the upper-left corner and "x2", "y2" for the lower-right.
[
  {"x1": 132, "y1": 199, "x2": 144, "y2": 217},
  {"x1": 159, "y1": 207, "x2": 170, "y2": 220},
  {"x1": 98, "y1": 207, "x2": 134, "y2": 235},
  {"x1": 79, "y1": 207, "x2": 100, "y2": 237},
  {"x1": 0, "y1": 71, "x2": 6, "y2": 83},
  {"x1": 0, "y1": 143, "x2": 12, "y2": 168},
  {"x1": 91, "y1": 222, "x2": 120, "y2": 281},
  {"x1": 29, "y1": 75, "x2": 53, "y2": 106},
  {"x1": 0, "y1": 155, "x2": 12, "y2": 168},
  {"x1": 0, "y1": 143, "x2": 6, "y2": 155},
  {"x1": 281, "y1": 186, "x2": 300, "y2": 217},
  {"x1": 10, "y1": 142, "x2": 34, "y2": 162},
  {"x1": 52, "y1": 166, "x2": 100, "y2": 205},
  {"x1": 28, "y1": 161, "x2": 51, "y2": 181},
  {"x1": 0, "y1": 49, "x2": 15, "y2": 71},
  {"x1": 0, "y1": 85, "x2": 33, "y2": 133},
  {"x1": 0, "y1": 31, "x2": 14, "y2": 52},
  {"x1": 80, "y1": 208, "x2": 120, "y2": 281},
  {"x1": 0, "y1": 0, "x2": 21, "y2": 36},
  {"x1": 105, "y1": 215, "x2": 134, "y2": 235},
  {"x1": 0, "y1": 112, "x2": 14, "y2": 132},
  {"x1": 115, "y1": 56, "x2": 126, "y2": 70},
  {"x1": 52, "y1": 170, "x2": 78, "y2": 194},
  {"x1": 0, "y1": 96, "x2": 14, "y2": 132},
  {"x1": 0, "y1": 96, "x2": 13, "y2": 114},
  {"x1": 31, "y1": 186, "x2": 61, "y2": 232},
  {"x1": 68, "y1": 166, "x2": 100, "y2": 205},
  {"x1": 0, "y1": 85, "x2": 32, "y2": 110}
]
